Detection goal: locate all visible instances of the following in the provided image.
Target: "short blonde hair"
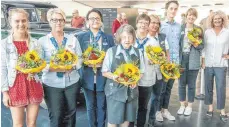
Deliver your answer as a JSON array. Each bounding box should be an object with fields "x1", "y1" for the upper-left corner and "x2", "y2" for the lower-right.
[
  {"x1": 8, "y1": 8, "x2": 30, "y2": 39},
  {"x1": 186, "y1": 8, "x2": 198, "y2": 18},
  {"x1": 208, "y1": 10, "x2": 228, "y2": 28},
  {"x1": 115, "y1": 24, "x2": 136, "y2": 44},
  {"x1": 47, "y1": 8, "x2": 66, "y2": 22}
]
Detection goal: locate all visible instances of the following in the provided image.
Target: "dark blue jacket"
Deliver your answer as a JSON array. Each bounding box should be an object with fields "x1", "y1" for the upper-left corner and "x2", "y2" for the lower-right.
[{"x1": 77, "y1": 31, "x2": 115, "y2": 91}]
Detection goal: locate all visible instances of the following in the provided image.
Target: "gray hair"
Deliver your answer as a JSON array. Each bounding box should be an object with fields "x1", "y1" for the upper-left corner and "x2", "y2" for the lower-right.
[{"x1": 115, "y1": 24, "x2": 136, "y2": 44}]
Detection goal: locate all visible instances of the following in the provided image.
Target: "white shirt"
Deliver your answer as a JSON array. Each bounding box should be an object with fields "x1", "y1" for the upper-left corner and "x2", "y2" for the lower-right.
[
  {"x1": 38, "y1": 33, "x2": 83, "y2": 88},
  {"x1": 134, "y1": 36, "x2": 163, "y2": 87},
  {"x1": 202, "y1": 28, "x2": 229, "y2": 67}
]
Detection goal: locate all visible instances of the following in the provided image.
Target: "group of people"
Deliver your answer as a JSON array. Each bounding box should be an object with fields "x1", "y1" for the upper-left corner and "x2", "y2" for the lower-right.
[{"x1": 1, "y1": 0, "x2": 229, "y2": 127}]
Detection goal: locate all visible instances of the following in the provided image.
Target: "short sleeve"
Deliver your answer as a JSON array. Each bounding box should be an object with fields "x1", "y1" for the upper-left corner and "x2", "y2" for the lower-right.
[{"x1": 101, "y1": 48, "x2": 113, "y2": 72}]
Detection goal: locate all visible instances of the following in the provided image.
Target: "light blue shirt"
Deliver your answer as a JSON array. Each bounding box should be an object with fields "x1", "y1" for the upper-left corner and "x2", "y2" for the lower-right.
[
  {"x1": 38, "y1": 33, "x2": 83, "y2": 88},
  {"x1": 102, "y1": 45, "x2": 145, "y2": 74},
  {"x1": 160, "y1": 19, "x2": 181, "y2": 64}
]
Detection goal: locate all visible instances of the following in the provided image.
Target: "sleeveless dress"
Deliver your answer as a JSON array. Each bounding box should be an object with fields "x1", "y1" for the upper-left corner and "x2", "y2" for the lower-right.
[{"x1": 8, "y1": 41, "x2": 44, "y2": 107}]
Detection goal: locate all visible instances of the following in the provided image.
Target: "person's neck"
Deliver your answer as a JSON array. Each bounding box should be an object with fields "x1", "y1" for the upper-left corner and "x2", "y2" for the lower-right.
[
  {"x1": 166, "y1": 16, "x2": 174, "y2": 23},
  {"x1": 137, "y1": 30, "x2": 147, "y2": 40},
  {"x1": 122, "y1": 45, "x2": 131, "y2": 49},
  {"x1": 214, "y1": 26, "x2": 222, "y2": 31},
  {"x1": 51, "y1": 31, "x2": 64, "y2": 38},
  {"x1": 13, "y1": 32, "x2": 27, "y2": 41},
  {"x1": 90, "y1": 28, "x2": 100, "y2": 35},
  {"x1": 148, "y1": 31, "x2": 157, "y2": 37},
  {"x1": 186, "y1": 23, "x2": 194, "y2": 28}
]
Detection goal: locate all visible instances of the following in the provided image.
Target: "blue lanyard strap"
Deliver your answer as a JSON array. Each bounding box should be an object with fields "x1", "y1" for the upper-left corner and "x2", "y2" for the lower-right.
[
  {"x1": 50, "y1": 36, "x2": 67, "y2": 50},
  {"x1": 90, "y1": 30, "x2": 102, "y2": 48},
  {"x1": 136, "y1": 37, "x2": 148, "y2": 52},
  {"x1": 49, "y1": 36, "x2": 68, "y2": 78}
]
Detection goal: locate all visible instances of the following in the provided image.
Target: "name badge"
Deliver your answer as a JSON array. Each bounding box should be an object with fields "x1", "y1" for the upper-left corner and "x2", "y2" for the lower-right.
[
  {"x1": 115, "y1": 55, "x2": 121, "y2": 59},
  {"x1": 102, "y1": 42, "x2": 108, "y2": 45}
]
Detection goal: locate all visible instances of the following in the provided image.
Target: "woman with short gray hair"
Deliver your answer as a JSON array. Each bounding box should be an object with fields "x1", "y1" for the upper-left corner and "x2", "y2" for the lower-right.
[{"x1": 102, "y1": 24, "x2": 145, "y2": 127}]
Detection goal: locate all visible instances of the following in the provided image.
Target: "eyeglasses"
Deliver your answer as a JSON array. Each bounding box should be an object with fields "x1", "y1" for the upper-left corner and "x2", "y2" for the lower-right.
[
  {"x1": 150, "y1": 21, "x2": 160, "y2": 25},
  {"x1": 88, "y1": 17, "x2": 101, "y2": 22},
  {"x1": 50, "y1": 18, "x2": 65, "y2": 23},
  {"x1": 138, "y1": 21, "x2": 149, "y2": 25}
]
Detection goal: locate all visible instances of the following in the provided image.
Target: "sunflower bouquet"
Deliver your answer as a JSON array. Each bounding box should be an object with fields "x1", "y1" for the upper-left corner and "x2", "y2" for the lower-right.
[
  {"x1": 160, "y1": 63, "x2": 181, "y2": 82},
  {"x1": 187, "y1": 28, "x2": 203, "y2": 45},
  {"x1": 113, "y1": 63, "x2": 141, "y2": 87},
  {"x1": 146, "y1": 46, "x2": 166, "y2": 65},
  {"x1": 16, "y1": 50, "x2": 46, "y2": 74},
  {"x1": 50, "y1": 48, "x2": 78, "y2": 70},
  {"x1": 82, "y1": 45, "x2": 106, "y2": 73}
]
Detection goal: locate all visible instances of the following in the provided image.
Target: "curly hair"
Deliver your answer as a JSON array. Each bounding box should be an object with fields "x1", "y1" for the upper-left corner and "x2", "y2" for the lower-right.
[{"x1": 207, "y1": 10, "x2": 228, "y2": 28}]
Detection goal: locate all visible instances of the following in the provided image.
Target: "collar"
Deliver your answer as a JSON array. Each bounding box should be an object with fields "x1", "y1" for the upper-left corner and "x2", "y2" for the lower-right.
[
  {"x1": 164, "y1": 18, "x2": 176, "y2": 24},
  {"x1": 115, "y1": 45, "x2": 138, "y2": 56},
  {"x1": 7, "y1": 34, "x2": 33, "y2": 44},
  {"x1": 48, "y1": 32, "x2": 67, "y2": 39},
  {"x1": 210, "y1": 27, "x2": 227, "y2": 35}
]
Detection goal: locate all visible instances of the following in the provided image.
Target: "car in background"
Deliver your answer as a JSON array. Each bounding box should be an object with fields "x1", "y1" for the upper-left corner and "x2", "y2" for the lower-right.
[
  {"x1": 1, "y1": 1, "x2": 86, "y2": 106},
  {"x1": 1, "y1": 1, "x2": 85, "y2": 39}
]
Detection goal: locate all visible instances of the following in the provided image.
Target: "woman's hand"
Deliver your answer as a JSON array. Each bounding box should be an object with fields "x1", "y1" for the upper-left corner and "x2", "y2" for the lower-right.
[
  {"x1": 88, "y1": 63, "x2": 102, "y2": 68},
  {"x1": 2, "y1": 92, "x2": 11, "y2": 108},
  {"x1": 222, "y1": 54, "x2": 229, "y2": 59},
  {"x1": 201, "y1": 61, "x2": 205, "y2": 69},
  {"x1": 129, "y1": 83, "x2": 137, "y2": 89},
  {"x1": 49, "y1": 67, "x2": 66, "y2": 72},
  {"x1": 192, "y1": 43, "x2": 199, "y2": 48},
  {"x1": 112, "y1": 75, "x2": 119, "y2": 83}
]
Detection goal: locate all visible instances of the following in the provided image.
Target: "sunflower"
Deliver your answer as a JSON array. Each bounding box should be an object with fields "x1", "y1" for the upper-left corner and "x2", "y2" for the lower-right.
[
  {"x1": 123, "y1": 63, "x2": 139, "y2": 77},
  {"x1": 113, "y1": 63, "x2": 140, "y2": 86},
  {"x1": 25, "y1": 50, "x2": 40, "y2": 62},
  {"x1": 152, "y1": 46, "x2": 162, "y2": 53},
  {"x1": 60, "y1": 51, "x2": 72, "y2": 62}
]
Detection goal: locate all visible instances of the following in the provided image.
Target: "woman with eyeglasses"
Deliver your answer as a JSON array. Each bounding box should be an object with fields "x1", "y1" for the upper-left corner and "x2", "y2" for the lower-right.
[
  {"x1": 77, "y1": 9, "x2": 115, "y2": 127},
  {"x1": 38, "y1": 8, "x2": 83, "y2": 127}
]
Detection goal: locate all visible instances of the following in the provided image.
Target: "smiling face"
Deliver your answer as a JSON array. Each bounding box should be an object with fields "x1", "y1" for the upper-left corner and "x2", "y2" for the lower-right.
[
  {"x1": 136, "y1": 19, "x2": 149, "y2": 33},
  {"x1": 149, "y1": 17, "x2": 160, "y2": 33},
  {"x1": 213, "y1": 14, "x2": 223, "y2": 28},
  {"x1": 49, "y1": 13, "x2": 65, "y2": 32},
  {"x1": 186, "y1": 12, "x2": 197, "y2": 24},
  {"x1": 120, "y1": 31, "x2": 134, "y2": 49},
  {"x1": 88, "y1": 12, "x2": 102, "y2": 30},
  {"x1": 10, "y1": 12, "x2": 28, "y2": 35},
  {"x1": 166, "y1": 2, "x2": 179, "y2": 19}
]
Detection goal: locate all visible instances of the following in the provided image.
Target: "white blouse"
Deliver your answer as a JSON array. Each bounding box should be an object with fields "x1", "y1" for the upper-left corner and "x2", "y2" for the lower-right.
[{"x1": 202, "y1": 28, "x2": 229, "y2": 67}]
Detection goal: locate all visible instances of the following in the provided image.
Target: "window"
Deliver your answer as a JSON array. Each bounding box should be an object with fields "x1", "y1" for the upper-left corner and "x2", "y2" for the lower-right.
[
  {"x1": 23, "y1": 8, "x2": 38, "y2": 22},
  {"x1": 36, "y1": 8, "x2": 49, "y2": 22}
]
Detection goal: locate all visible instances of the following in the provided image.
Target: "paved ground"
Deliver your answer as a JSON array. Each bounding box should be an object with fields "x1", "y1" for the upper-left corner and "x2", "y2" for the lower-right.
[{"x1": 1, "y1": 72, "x2": 229, "y2": 127}]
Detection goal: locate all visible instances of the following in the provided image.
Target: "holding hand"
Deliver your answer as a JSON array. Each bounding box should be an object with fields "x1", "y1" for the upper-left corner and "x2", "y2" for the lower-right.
[
  {"x1": 3, "y1": 92, "x2": 11, "y2": 108},
  {"x1": 222, "y1": 54, "x2": 229, "y2": 59}
]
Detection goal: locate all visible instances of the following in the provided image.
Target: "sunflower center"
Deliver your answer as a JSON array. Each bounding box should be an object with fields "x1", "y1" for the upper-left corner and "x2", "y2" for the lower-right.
[
  {"x1": 64, "y1": 54, "x2": 68, "y2": 60},
  {"x1": 30, "y1": 54, "x2": 35, "y2": 60}
]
